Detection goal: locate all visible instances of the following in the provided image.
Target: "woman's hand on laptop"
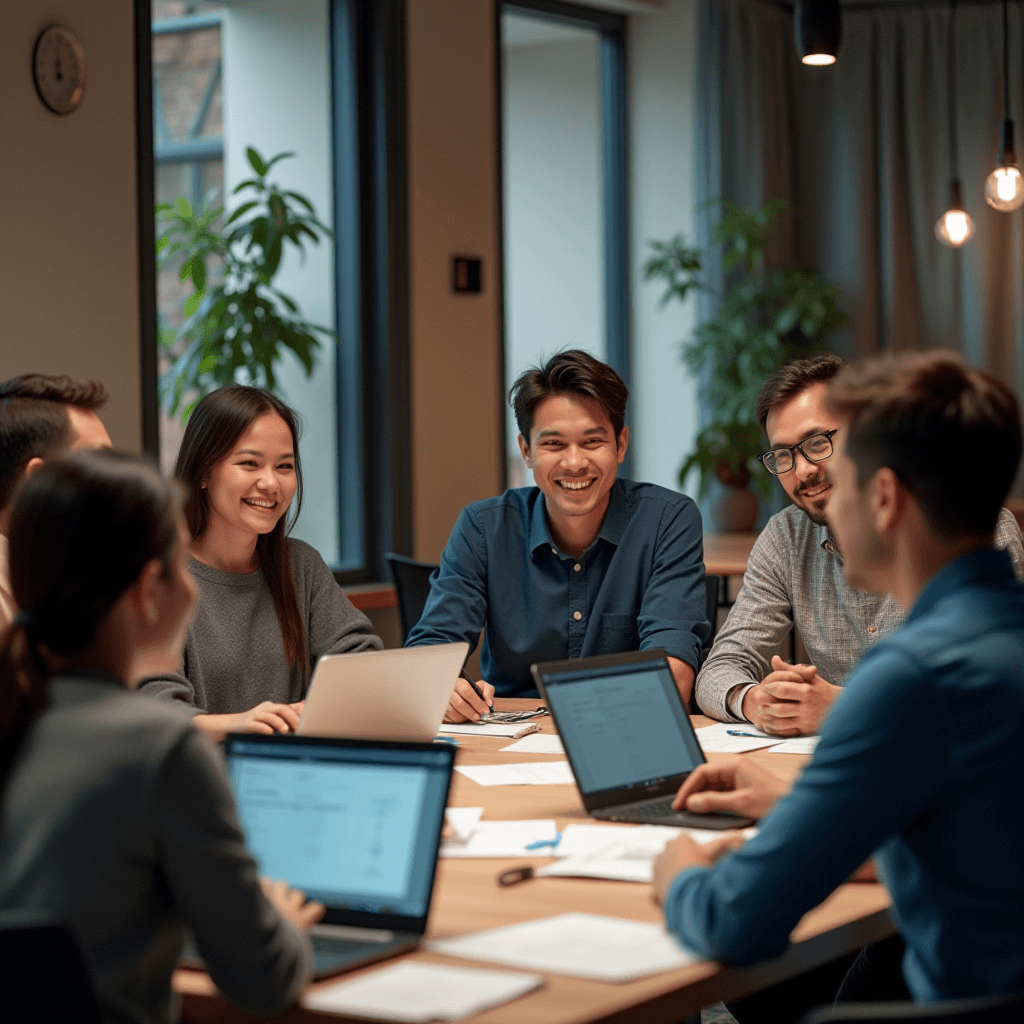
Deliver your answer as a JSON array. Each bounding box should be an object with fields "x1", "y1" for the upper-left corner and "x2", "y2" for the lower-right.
[
  {"x1": 193, "y1": 702, "x2": 303, "y2": 741},
  {"x1": 260, "y1": 878, "x2": 325, "y2": 932},
  {"x1": 672, "y1": 757, "x2": 788, "y2": 821},
  {"x1": 444, "y1": 678, "x2": 496, "y2": 723}
]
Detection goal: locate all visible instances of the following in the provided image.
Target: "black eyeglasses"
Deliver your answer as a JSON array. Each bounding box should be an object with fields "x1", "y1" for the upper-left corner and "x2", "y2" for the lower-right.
[{"x1": 757, "y1": 430, "x2": 838, "y2": 476}]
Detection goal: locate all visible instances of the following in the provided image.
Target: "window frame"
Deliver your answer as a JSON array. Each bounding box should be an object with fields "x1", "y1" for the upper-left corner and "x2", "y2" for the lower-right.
[{"x1": 497, "y1": 0, "x2": 633, "y2": 478}]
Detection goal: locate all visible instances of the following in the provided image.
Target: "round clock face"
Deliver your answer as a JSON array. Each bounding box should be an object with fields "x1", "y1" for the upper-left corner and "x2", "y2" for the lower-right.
[{"x1": 34, "y1": 25, "x2": 87, "y2": 115}]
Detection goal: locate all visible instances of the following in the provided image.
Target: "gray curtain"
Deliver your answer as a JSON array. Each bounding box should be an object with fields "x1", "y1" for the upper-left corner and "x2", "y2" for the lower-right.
[{"x1": 696, "y1": 0, "x2": 1024, "y2": 402}]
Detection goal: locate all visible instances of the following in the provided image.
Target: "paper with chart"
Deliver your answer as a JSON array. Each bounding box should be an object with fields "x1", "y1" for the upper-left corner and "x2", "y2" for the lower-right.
[
  {"x1": 428, "y1": 912, "x2": 699, "y2": 982},
  {"x1": 454, "y1": 761, "x2": 575, "y2": 786},
  {"x1": 539, "y1": 824, "x2": 727, "y2": 883},
  {"x1": 500, "y1": 733, "x2": 565, "y2": 755},
  {"x1": 440, "y1": 819, "x2": 558, "y2": 858},
  {"x1": 695, "y1": 722, "x2": 782, "y2": 753},
  {"x1": 303, "y1": 961, "x2": 543, "y2": 1021}
]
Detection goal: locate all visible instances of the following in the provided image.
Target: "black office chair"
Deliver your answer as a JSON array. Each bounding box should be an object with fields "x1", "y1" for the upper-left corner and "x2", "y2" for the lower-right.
[
  {"x1": 703, "y1": 574, "x2": 722, "y2": 659},
  {"x1": 386, "y1": 552, "x2": 440, "y2": 642},
  {"x1": 0, "y1": 908, "x2": 103, "y2": 1022},
  {"x1": 799, "y1": 992, "x2": 1024, "y2": 1024}
]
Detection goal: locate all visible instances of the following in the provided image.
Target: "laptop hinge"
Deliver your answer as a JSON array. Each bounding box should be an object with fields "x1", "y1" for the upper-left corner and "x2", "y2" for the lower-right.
[{"x1": 311, "y1": 923, "x2": 396, "y2": 942}]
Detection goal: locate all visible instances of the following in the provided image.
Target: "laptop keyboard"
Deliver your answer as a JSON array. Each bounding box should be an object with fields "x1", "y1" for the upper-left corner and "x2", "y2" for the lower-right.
[
  {"x1": 312, "y1": 934, "x2": 395, "y2": 976},
  {"x1": 633, "y1": 796, "x2": 678, "y2": 818}
]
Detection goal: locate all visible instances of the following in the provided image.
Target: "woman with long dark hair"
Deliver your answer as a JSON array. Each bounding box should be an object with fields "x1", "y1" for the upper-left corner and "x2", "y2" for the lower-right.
[
  {"x1": 0, "y1": 450, "x2": 320, "y2": 1023},
  {"x1": 139, "y1": 385, "x2": 380, "y2": 738}
]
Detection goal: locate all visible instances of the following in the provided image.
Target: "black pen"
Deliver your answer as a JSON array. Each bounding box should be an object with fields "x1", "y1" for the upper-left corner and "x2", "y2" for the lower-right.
[{"x1": 461, "y1": 670, "x2": 494, "y2": 716}]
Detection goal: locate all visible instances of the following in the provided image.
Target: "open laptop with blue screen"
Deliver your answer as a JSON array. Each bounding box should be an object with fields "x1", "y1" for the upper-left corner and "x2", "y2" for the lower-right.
[
  {"x1": 222, "y1": 733, "x2": 455, "y2": 979},
  {"x1": 531, "y1": 649, "x2": 752, "y2": 830}
]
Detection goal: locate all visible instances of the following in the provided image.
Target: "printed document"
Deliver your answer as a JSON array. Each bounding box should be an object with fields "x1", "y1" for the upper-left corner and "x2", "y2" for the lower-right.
[
  {"x1": 439, "y1": 722, "x2": 540, "y2": 739},
  {"x1": 303, "y1": 961, "x2": 543, "y2": 1021},
  {"x1": 429, "y1": 912, "x2": 699, "y2": 982},
  {"x1": 440, "y1": 819, "x2": 558, "y2": 858},
  {"x1": 695, "y1": 723, "x2": 782, "y2": 753},
  {"x1": 454, "y1": 761, "x2": 575, "y2": 787}
]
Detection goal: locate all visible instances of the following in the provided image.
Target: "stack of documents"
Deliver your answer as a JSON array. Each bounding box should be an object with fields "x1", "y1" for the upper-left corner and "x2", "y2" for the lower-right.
[
  {"x1": 539, "y1": 824, "x2": 729, "y2": 883},
  {"x1": 429, "y1": 912, "x2": 698, "y2": 981},
  {"x1": 304, "y1": 961, "x2": 543, "y2": 1021},
  {"x1": 439, "y1": 722, "x2": 541, "y2": 739},
  {"x1": 500, "y1": 733, "x2": 565, "y2": 754},
  {"x1": 454, "y1": 761, "x2": 575, "y2": 786}
]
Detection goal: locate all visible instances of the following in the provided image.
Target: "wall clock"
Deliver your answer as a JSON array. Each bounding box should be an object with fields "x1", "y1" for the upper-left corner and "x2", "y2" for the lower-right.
[{"x1": 33, "y1": 25, "x2": 87, "y2": 115}]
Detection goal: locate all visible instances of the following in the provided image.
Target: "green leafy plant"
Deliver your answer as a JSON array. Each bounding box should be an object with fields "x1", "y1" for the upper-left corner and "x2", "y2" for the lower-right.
[
  {"x1": 644, "y1": 199, "x2": 847, "y2": 500},
  {"x1": 156, "y1": 148, "x2": 335, "y2": 420}
]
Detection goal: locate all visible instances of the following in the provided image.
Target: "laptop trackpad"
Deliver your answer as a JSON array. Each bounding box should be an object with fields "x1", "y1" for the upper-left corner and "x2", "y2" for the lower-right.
[{"x1": 311, "y1": 932, "x2": 417, "y2": 979}]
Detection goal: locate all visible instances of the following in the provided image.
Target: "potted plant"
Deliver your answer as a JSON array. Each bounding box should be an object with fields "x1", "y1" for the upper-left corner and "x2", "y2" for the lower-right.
[
  {"x1": 156, "y1": 147, "x2": 335, "y2": 420},
  {"x1": 643, "y1": 200, "x2": 847, "y2": 531}
]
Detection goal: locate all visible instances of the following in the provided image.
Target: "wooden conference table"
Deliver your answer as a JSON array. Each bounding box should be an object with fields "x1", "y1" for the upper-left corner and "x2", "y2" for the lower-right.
[{"x1": 174, "y1": 700, "x2": 894, "y2": 1024}]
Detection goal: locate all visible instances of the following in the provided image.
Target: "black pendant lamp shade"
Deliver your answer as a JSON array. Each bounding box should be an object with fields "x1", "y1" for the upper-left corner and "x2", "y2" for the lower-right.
[{"x1": 796, "y1": 0, "x2": 842, "y2": 65}]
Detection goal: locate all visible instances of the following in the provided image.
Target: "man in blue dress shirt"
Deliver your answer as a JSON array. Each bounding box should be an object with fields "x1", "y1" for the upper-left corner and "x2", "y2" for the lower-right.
[
  {"x1": 406, "y1": 350, "x2": 709, "y2": 721},
  {"x1": 654, "y1": 350, "x2": 1024, "y2": 1004}
]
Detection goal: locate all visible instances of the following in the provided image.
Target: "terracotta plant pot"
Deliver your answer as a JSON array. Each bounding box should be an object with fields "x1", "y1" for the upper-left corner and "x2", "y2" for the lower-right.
[{"x1": 708, "y1": 463, "x2": 758, "y2": 532}]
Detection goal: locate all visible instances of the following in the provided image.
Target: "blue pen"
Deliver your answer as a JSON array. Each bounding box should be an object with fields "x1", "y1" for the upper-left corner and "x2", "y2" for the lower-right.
[
  {"x1": 524, "y1": 831, "x2": 561, "y2": 851},
  {"x1": 726, "y1": 729, "x2": 767, "y2": 738}
]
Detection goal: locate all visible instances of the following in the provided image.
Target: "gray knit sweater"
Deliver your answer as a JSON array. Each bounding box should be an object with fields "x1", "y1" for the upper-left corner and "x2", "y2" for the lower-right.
[{"x1": 139, "y1": 539, "x2": 382, "y2": 714}]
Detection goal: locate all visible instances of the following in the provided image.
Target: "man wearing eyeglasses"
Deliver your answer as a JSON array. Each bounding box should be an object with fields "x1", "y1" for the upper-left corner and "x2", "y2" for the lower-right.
[{"x1": 694, "y1": 352, "x2": 1024, "y2": 736}]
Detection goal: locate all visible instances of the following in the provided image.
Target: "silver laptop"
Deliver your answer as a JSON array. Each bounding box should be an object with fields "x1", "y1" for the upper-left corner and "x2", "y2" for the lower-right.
[
  {"x1": 223, "y1": 733, "x2": 456, "y2": 979},
  {"x1": 532, "y1": 649, "x2": 753, "y2": 830},
  {"x1": 298, "y1": 642, "x2": 469, "y2": 741}
]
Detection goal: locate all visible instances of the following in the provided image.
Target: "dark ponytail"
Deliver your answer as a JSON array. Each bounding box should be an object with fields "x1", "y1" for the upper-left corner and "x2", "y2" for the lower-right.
[{"x1": 0, "y1": 451, "x2": 181, "y2": 784}]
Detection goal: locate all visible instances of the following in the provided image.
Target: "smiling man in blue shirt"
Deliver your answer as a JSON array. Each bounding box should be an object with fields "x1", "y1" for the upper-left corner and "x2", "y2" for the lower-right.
[
  {"x1": 406, "y1": 350, "x2": 709, "y2": 722},
  {"x1": 654, "y1": 350, "x2": 1024, "y2": 1005}
]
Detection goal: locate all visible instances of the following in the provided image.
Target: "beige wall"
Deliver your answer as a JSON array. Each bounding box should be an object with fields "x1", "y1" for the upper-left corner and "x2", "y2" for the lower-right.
[
  {"x1": 406, "y1": 0, "x2": 505, "y2": 562},
  {"x1": 0, "y1": 3, "x2": 143, "y2": 451}
]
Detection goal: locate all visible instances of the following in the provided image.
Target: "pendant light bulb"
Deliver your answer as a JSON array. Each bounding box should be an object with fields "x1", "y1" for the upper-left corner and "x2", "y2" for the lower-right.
[
  {"x1": 936, "y1": 181, "x2": 974, "y2": 248},
  {"x1": 795, "y1": 0, "x2": 841, "y2": 66},
  {"x1": 985, "y1": 122, "x2": 1024, "y2": 211}
]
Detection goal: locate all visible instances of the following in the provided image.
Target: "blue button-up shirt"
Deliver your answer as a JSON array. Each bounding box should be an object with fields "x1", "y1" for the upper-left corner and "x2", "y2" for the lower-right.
[
  {"x1": 664, "y1": 548, "x2": 1024, "y2": 1001},
  {"x1": 405, "y1": 479, "x2": 709, "y2": 696}
]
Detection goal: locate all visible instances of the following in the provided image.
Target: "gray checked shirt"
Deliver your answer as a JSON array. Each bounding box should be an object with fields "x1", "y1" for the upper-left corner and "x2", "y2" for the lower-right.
[{"x1": 694, "y1": 505, "x2": 1024, "y2": 722}]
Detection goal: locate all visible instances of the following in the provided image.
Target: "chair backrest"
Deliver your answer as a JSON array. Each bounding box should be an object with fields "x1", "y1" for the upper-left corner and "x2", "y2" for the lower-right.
[
  {"x1": 703, "y1": 574, "x2": 722, "y2": 658},
  {"x1": 386, "y1": 553, "x2": 440, "y2": 642},
  {"x1": 0, "y1": 908, "x2": 103, "y2": 1023},
  {"x1": 800, "y1": 992, "x2": 1024, "y2": 1024}
]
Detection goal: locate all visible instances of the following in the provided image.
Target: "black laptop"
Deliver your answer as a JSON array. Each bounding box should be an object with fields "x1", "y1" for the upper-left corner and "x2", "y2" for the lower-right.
[
  {"x1": 531, "y1": 649, "x2": 753, "y2": 830},
  {"x1": 217, "y1": 733, "x2": 455, "y2": 979}
]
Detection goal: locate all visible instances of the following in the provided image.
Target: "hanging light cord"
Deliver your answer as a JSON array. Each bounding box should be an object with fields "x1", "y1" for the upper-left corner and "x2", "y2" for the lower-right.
[
  {"x1": 1003, "y1": 0, "x2": 1010, "y2": 123},
  {"x1": 948, "y1": 0, "x2": 958, "y2": 179}
]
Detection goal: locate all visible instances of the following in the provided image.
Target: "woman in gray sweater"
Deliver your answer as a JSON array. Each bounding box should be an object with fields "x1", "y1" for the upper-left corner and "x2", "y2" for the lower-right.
[
  {"x1": 140, "y1": 385, "x2": 381, "y2": 739},
  {"x1": 0, "y1": 451, "x2": 320, "y2": 1023}
]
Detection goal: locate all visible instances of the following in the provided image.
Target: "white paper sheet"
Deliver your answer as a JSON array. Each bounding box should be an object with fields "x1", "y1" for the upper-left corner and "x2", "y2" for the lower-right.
[
  {"x1": 768, "y1": 735, "x2": 820, "y2": 754},
  {"x1": 303, "y1": 961, "x2": 543, "y2": 1021},
  {"x1": 440, "y1": 819, "x2": 558, "y2": 858},
  {"x1": 500, "y1": 733, "x2": 565, "y2": 754},
  {"x1": 439, "y1": 722, "x2": 540, "y2": 739},
  {"x1": 540, "y1": 825, "x2": 724, "y2": 883},
  {"x1": 444, "y1": 807, "x2": 483, "y2": 842},
  {"x1": 695, "y1": 723, "x2": 782, "y2": 753},
  {"x1": 454, "y1": 761, "x2": 575, "y2": 786},
  {"x1": 428, "y1": 912, "x2": 699, "y2": 982}
]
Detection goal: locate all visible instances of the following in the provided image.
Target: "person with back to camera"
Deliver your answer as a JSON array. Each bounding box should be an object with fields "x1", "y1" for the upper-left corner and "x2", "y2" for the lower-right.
[
  {"x1": 0, "y1": 450, "x2": 323, "y2": 1023},
  {"x1": 139, "y1": 384, "x2": 381, "y2": 739}
]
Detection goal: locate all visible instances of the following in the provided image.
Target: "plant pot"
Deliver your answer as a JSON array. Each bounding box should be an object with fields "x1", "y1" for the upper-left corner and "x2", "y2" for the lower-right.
[{"x1": 707, "y1": 481, "x2": 759, "y2": 533}]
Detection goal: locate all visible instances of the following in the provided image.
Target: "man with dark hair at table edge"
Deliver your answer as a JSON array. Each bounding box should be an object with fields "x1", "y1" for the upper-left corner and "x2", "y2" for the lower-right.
[
  {"x1": 0, "y1": 374, "x2": 112, "y2": 627},
  {"x1": 406, "y1": 349, "x2": 709, "y2": 722},
  {"x1": 695, "y1": 351, "x2": 1024, "y2": 735},
  {"x1": 654, "y1": 349, "x2": 1024, "y2": 1006}
]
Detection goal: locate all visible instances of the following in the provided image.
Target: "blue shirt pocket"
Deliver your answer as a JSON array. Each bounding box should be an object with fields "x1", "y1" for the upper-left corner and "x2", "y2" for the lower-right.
[{"x1": 596, "y1": 610, "x2": 640, "y2": 654}]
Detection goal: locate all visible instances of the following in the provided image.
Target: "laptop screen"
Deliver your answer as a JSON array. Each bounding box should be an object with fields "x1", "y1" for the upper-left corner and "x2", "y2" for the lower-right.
[
  {"x1": 225, "y1": 737, "x2": 452, "y2": 922},
  {"x1": 539, "y1": 656, "x2": 704, "y2": 795}
]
